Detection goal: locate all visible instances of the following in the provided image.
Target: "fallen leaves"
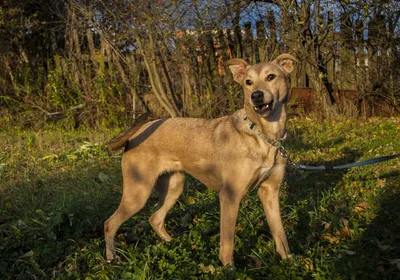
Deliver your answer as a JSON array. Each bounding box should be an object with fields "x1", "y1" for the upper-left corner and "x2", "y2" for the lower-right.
[
  {"x1": 354, "y1": 201, "x2": 371, "y2": 213},
  {"x1": 337, "y1": 218, "x2": 351, "y2": 239},
  {"x1": 320, "y1": 233, "x2": 339, "y2": 244},
  {"x1": 321, "y1": 221, "x2": 331, "y2": 230},
  {"x1": 198, "y1": 263, "x2": 216, "y2": 274},
  {"x1": 301, "y1": 257, "x2": 315, "y2": 272},
  {"x1": 319, "y1": 217, "x2": 351, "y2": 244},
  {"x1": 376, "y1": 178, "x2": 386, "y2": 188},
  {"x1": 235, "y1": 225, "x2": 244, "y2": 232},
  {"x1": 187, "y1": 196, "x2": 196, "y2": 205}
]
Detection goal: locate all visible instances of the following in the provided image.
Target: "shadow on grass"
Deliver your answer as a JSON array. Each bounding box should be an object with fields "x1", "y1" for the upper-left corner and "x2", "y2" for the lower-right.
[
  {"x1": 0, "y1": 160, "x2": 123, "y2": 279},
  {"x1": 284, "y1": 135, "x2": 400, "y2": 279},
  {"x1": 334, "y1": 174, "x2": 400, "y2": 279},
  {"x1": 284, "y1": 148, "x2": 361, "y2": 250}
]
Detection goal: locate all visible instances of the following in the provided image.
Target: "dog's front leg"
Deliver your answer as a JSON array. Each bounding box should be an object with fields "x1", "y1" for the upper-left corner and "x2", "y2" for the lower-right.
[
  {"x1": 218, "y1": 185, "x2": 245, "y2": 267},
  {"x1": 257, "y1": 164, "x2": 291, "y2": 259}
]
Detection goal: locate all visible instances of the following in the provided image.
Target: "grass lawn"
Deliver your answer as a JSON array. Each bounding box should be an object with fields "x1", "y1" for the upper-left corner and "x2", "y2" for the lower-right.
[{"x1": 1, "y1": 117, "x2": 399, "y2": 279}]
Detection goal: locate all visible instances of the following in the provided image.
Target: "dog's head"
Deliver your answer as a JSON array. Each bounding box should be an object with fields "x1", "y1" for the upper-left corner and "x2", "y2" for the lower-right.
[{"x1": 225, "y1": 54, "x2": 297, "y2": 118}]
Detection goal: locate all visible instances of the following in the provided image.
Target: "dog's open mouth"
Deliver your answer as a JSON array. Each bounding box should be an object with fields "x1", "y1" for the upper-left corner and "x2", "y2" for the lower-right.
[{"x1": 253, "y1": 101, "x2": 273, "y2": 115}]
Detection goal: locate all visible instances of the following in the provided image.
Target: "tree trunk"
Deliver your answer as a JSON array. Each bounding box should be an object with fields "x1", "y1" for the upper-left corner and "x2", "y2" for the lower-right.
[
  {"x1": 2, "y1": 57, "x2": 19, "y2": 96},
  {"x1": 135, "y1": 32, "x2": 180, "y2": 118},
  {"x1": 86, "y1": 27, "x2": 98, "y2": 70}
]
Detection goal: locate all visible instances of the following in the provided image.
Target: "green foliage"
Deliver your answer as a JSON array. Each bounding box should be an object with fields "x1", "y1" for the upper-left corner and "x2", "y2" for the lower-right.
[
  {"x1": 0, "y1": 118, "x2": 399, "y2": 279},
  {"x1": 0, "y1": 55, "x2": 131, "y2": 129},
  {"x1": 1, "y1": 0, "x2": 400, "y2": 126}
]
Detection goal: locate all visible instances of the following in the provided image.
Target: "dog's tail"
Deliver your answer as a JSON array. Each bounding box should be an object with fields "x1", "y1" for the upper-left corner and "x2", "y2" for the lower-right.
[{"x1": 108, "y1": 112, "x2": 151, "y2": 153}]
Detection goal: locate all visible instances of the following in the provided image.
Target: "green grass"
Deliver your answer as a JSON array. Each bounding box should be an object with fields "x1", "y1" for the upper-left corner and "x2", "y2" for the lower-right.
[{"x1": 1, "y1": 117, "x2": 399, "y2": 279}]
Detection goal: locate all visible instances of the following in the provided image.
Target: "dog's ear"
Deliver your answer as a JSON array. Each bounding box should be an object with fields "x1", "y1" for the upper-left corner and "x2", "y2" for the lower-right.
[
  {"x1": 274, "y1": 54, "x2": 298, "y2": 74},
  {"x1": 224, "y1": 58, "x2": 249, "y2": 83}
]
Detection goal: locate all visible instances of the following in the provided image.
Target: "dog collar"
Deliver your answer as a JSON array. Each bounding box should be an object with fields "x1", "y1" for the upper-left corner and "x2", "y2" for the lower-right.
[{"x1": 243, "y1": 114, "x2": 288, "y2": 158}]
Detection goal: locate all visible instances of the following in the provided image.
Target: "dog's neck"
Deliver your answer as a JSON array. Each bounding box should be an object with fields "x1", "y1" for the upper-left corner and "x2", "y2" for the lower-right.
[{"x1": 244, "y1": 103, "x2": 287, "y2": 141}]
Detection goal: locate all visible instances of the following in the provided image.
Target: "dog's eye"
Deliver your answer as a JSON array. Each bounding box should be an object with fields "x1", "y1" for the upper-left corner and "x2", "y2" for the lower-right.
[
  {"x1": 267, "y1": 74, "x2": 276, "y2": 81},
  {"x1": 245, "y1": 79, "x2": 252, "y2": 86}
]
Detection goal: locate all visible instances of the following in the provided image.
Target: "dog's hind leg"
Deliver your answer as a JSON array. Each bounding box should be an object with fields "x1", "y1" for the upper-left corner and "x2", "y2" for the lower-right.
[
  {"x1": 149, "y1": 172, "x2": 185, "y2": 241},
  {"x1": 104, "y1": 159, "x2": 158, "y2": 262},
  {"x1": 257, "y1": 164, "x2": 290, "y2": 259}
]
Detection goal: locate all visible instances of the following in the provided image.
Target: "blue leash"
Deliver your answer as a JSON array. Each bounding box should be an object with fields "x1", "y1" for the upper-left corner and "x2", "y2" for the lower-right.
[
  {"x1": 244, "y1": 114, "x2": 400, "y2": 171},
  {"x1": 289, "y1": 153, "x2": 400, "y2": 170}
]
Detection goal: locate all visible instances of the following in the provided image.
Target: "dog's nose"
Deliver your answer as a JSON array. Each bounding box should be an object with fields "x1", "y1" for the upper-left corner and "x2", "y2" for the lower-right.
[{"x1": 251, "y1": 91, "x2": 264, "y2": 103}]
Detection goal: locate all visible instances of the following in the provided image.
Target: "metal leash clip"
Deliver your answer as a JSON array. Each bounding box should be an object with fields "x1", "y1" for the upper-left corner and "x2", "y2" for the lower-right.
[{"x1": 277, "y1": 146, "x2": 289, "y2": 159}]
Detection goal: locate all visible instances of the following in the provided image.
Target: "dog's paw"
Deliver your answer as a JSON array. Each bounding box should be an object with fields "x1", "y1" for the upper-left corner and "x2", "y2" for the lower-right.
[
  {"x1": 223, "y1": 262, "x2": 235, "y2": 271},
  {"x1": 106, "y1": 255, "x2": 123, "y2": 265},
  {"x1": 161, "y1": 235, "x2": 173, "y2": 242},
  {"x1": 280, "y1": 251, "x2": 294, "y2": 260}
]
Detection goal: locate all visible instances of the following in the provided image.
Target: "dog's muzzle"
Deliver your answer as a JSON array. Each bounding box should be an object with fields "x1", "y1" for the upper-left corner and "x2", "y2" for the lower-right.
[{"x1": 251, "y1": 91, "x2": 274, "y2": 115}]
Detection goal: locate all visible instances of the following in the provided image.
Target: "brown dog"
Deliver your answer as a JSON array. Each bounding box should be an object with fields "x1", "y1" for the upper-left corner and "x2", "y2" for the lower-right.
[{"x1": 105, "y1": 54, "x2": 297, "y2": 266}]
